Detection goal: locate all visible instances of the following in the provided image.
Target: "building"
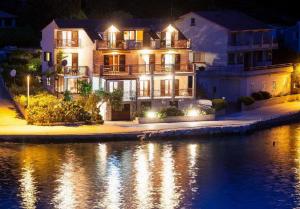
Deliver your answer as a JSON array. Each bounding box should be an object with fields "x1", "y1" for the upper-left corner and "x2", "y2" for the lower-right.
[
  {"x1": 277, "y1": 21, "x2": 300, "y2": 53},
  {"x1": 0, "y1": 11, "x2": 16, "y2": 29},
  {"x1": 41, "y1": 19, "x2": 196, "y2": 120},
  {"x1": 175, "y1": 11, "x2": 293, "y2": 102}
]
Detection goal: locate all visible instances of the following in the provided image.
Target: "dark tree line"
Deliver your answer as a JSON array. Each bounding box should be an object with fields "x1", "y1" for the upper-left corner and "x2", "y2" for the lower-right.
[{"x1": 0, "y1": 0, "x2": 299, "y2": 47}]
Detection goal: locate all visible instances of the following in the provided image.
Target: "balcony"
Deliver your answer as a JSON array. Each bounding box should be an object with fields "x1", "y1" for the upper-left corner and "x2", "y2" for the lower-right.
[
  {"x1": 160, "y1": 40, "x2": 190, "y2": 49},
  {"x1": 138, "y1": 90, "x2": 151, "y2": 97},
  {"x1": 228, "y1": 39, "x2": 278, "y2": 51},
  {"x1": 55, "y1": 39, "x2": 80, "y2": 48},
  {"x1": 95, "y1": 64, "x2": 194, "y2": 76},
  {"x1": 123, "y1": 91, "x2": 137, "y2": 101},
  {"x1": 57, "y1": 66, "x2": 89, "y2": 77},
  {"x1": 153, "y1": 90, "x2": 172, "y2": 97},
  {"x1": 96, "y1": 40, "x2": 124, "y2": 49},
  {"x1": 175, "y1": 88, "x2": 193, "y2": 97}
]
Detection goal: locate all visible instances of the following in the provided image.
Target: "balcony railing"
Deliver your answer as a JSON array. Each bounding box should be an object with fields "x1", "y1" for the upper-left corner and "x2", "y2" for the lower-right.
[
  {"x1": 160, "y1": 40, "x2": 190, "y2": 49},
  {"x1": 175, "y1": 88, "x2": 193, "y2": 97},
  {"x1": 55, "y1": 39, "x2": 80, "y2": 48},
  {"x1": 123, "y1": 91, "x2": 137, "y2": 101},
  {"x1": 95, "y1": 64, "x2": 194, "y2": 76},
  {"x1": 57, "y1": 66, "x2": 89, "y2": 77},
  {"x1": 153, "y1": 90, "x2": 172, "y2": 97},
  {"x1": 96, "y1": 39, "x2": 190, "y2": 50},
  {"x1": 138, "y1": 90, "x2": 151, "y2": 97}
]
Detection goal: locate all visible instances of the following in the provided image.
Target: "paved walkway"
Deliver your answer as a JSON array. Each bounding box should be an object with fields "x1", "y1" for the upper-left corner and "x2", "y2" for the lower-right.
[
  {"x1": 1, "y1": 75, "x2": 300, "y2": 138},
  {"x1": 0, "y1": 77, "x2": 26, "y2": 127}
]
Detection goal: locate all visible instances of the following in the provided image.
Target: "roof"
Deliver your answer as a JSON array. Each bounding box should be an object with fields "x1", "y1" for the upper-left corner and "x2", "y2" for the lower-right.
[
  {"x1": 53, "y1": 18, "x2": 186, "y2": 41},
  {"x1": 194, "y1": 11, "x2": 271, "y2": 31},
  {"x1": 0, "y1": 11, "x2": 16, "y2": 18}
]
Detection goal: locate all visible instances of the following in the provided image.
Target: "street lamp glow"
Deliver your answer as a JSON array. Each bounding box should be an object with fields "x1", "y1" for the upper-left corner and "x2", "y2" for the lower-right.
[
  {"x1": 186, "y1": 109, "x2": 200, "y2": 117},
  {"x1": 27, "y1": 75, "x2": 30, "y2": 107},
  {"x1": 146, "y1": 111, "x2": 157, "y2": 119}
]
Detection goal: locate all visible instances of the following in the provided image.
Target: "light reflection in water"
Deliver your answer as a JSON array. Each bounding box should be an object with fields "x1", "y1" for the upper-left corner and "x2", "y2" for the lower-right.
[
  {"x1": 134, "y1": 146, "x2": 153, "y2": 209},
  {"x1": 188, "y1": 144, "x2": 199, "y2": 193},
  {"x1": 52, "y1": 149, "x2": 89, "y2": 209},
  {"x1": 160, "y1": 144, "x2": 181, "y2": 209},
  {"x1": 19, "y1": 161, "x2": 37, "y2": 209},
  {"x1": 101, "y1": 156, "x2": 122, "y2": 209}
]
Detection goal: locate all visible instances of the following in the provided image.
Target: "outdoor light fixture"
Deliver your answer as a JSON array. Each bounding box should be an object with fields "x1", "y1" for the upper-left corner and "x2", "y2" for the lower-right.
[
  {"x1": 27, "y1": 75, "x2": 30, "y2": 107},
  {"x1": 166, "y1": 24, "x2": 176, "y2": 33},
  {"x1": 146, "y1": 111, "x2": 157, "y2": 119},
  {"x1": 108, "y1": 25, "x2": 119, "y2": 33},
  {"x1": 187, "y1": 109, "x2": 200, "y2": 117}
]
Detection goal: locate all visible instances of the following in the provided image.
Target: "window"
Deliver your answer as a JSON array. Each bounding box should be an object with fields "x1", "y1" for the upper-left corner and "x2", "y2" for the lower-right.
[
  {"x1": 139, "y1": 80, "x2": 150, "y2": 97},
  {"x1": 124, "y1": 31, "x2": 135, "y2": 40},
  {"x1": 160, "y1": 80, "x2": 172, "y2": 96},
  {"x1": 44, "y1": 52, "x2": 51, "y2": 62},
  {"x1": 266, "y1": 50, "x2": 272, "y2": 61},
  {"x1": 236, "y1": 53, "x2": 244, "y2": 64},
  {"x1": 228, "y1": 53, "x2": 235, "y2": 65},
  {"x1": 46, "y1": 77, "x2": 51, "y2": 86},
  {"x1": 256, "y1": 51, "x2": 263, "y2": 62},
  {"x1": 190, "y1": 18, "x2": 195, "y2": 26},
  {"x1": 188, "y1": 76, "x2": 193, "y2": 88}
]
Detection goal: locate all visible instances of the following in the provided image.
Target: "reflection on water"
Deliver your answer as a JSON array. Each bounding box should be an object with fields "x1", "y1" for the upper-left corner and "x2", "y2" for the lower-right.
[{"x1": 3, "y1": 124, "x2": 300, "y2": 208}]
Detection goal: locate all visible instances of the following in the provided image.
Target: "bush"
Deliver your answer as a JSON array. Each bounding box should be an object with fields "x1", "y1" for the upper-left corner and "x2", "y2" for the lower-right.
[
  {"x1": 212, "y1": 99, "x2": 227, "y2": 111},
  {"x1": 239, "y1": 96, "x2": 255, "y2": 106},
  {"x1": 25, "y1": 93, "x2": 92, "y2": 125},
  {"x1": 260, "y1": 91, "x2": 272, "y2": 99},
  {"x1": 251, "y1": 92, "x2": 264, "y2": 100},
  {"x1": 158, "y1": 107, "x2": 184, "y2": 119},
  {"x1": 201, "y1": 107, "x2": 215, "y2": 115}
]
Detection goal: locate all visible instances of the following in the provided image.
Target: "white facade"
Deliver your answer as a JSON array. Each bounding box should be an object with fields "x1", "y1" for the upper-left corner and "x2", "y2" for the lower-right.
[
  {"x1": 41, "y1": 21, "x2": 95, "y2": 93},
  {"x1": 175, "y1": 12, "x2": 291, "y2": 102}
]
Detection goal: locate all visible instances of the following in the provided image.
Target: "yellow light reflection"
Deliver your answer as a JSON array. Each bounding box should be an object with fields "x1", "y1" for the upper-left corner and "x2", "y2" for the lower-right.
[
  {"x1": 101, "y1": 159, "x2": 122, "y2": 209},
  {"x1": 134, "y1": 147, "x2": 153, "y2": 209},
  {"x1": 160, "y1": 145, "x2": 181, "y2": 209},
  {"x1": 188, "y1": 144, "x2": 199, "y2": 192},
  {"x1": 19, "y1": 162, "x2": 37, "y2": 209}
]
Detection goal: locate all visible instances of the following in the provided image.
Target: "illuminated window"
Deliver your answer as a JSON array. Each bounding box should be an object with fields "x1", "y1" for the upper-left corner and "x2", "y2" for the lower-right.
[
  {"x1": 124, "y1": 31, "x2": 135, "y2": 40},
  {"x1": 136, "y1": 30, "x2": 143, "y2": 41},
  {"x1": 193, "y1": 52, "x2": 205, "y2": 62},
  {"x1": 44, "y1": 52, "x2": 51, "y2": 62}
]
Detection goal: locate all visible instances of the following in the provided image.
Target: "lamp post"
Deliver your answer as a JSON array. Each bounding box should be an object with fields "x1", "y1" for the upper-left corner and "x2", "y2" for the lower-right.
[{"x1": 27, "y1": 75, "x2": 30, "y2": 107}]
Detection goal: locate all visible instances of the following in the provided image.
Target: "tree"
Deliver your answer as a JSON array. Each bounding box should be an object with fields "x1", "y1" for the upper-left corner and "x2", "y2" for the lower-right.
[{"x1": 78, "y1": 80, "x2": 92, "y2": 97}]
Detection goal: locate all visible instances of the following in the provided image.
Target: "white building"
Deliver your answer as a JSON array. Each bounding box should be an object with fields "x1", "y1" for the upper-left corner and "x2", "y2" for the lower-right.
[
  {"x1": 175, "y1": 11, "x2": 293, "y2": 102},
  {"x1": 41, "y1": 19, "x2": 196, "y2": 120}
]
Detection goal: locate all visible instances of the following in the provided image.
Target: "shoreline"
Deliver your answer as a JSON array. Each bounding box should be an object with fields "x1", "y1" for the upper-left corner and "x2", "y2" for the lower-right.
[{"x1": 1, "y1": 110, "x2": 300, "y2": 143}]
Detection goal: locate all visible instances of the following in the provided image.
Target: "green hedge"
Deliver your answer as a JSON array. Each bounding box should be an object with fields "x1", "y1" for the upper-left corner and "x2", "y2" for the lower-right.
[
  {"x1": 212, "y1": 99, "x2": 227, "y2": 111},
  {"x1": 158, "y1": 107, "x2": 184, "y2": 119},
  {"x1": 239, "y1": 96, "x2": 255, "y2": 106},
  {"x1": 251, "y1": 91, "x2": 272, "y2": 101},
  {"x1": 24, "y1": 93, "x2": 92, "y2": 125}
]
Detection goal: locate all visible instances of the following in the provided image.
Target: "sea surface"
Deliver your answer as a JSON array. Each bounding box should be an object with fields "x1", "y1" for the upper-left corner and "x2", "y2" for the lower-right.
[{"x1": 1, "y1": 124, "x2": 300, "y2": 209}]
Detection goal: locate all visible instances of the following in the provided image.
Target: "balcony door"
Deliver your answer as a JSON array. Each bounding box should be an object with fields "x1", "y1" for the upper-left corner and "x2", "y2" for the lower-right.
[
  {"x1": 141, "y1": 54, "x2": 155, "y2": 73},
  {"x1": 104, "y1": 54, "x2": 126, "y2": 72},
  {"x1": 160, "y1": 80, "x2": 172, "y2": 96},
  {"x1": 139, "y1": 80, "x2": 150, "y2": 97}
]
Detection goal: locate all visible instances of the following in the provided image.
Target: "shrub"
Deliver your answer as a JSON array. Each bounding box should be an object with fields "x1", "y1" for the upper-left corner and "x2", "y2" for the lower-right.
[
  {"x1": 212, "y1": 99, "x2": 227, "y2": 111},
  {"x1": 63, "y1": 90, "x2": 72, "y2": 101},
  {"x1": 158, "y1": 107, "x2": 184, "y2": 119},
  {"x1": 201, "y1": 107, "x2": 215, "y2": 115},
  {"x1": 259, "y1": 91, "x2": 272, "y2": 99},
  {"x1": 251, "y1": 92, "x2": 264, "y2": 100},
  {"x1": 239, "y1": 96, "x2": 255, "y2": 106},
  {"x1": 25, "y1": 93, "x2": 92, "y2": 125}
]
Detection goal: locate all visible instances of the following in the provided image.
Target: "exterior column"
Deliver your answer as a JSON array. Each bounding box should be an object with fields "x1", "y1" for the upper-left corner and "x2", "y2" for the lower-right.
[
  {"x1": 151, "y1": 71, "x2": 154, "y2": 99},
  {"x1": 172, "y1": 70, "x2": 175, "y2": 101},
  {"x1": 193, "y1": 74, "x2": 196, "y2": 99}
]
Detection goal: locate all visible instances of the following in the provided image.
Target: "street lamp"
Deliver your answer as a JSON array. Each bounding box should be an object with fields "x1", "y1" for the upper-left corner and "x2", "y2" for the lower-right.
[{"x1": 27, "y1": 75, "x2": 30, "y2": 107}]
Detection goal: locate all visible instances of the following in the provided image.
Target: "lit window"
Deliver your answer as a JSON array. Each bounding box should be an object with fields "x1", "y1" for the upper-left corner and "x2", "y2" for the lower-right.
[
  {"x1": 193, "y1": 52, "x2": 205, "y2": 62},
  {"x1": 46, "y1": 77, "x2": 51, "y2": 86},
  {"x1": 124, "y1": 31, "x2": 135, "y2": 40},
  {"x1": 44, "y1": 52, "x2": 51, "y2": 62}
]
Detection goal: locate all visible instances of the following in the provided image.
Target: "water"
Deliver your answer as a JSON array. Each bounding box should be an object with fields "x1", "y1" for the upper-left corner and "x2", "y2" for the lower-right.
[{"x1": 1, "y1": 124, "x2": 300, "y2": 209}]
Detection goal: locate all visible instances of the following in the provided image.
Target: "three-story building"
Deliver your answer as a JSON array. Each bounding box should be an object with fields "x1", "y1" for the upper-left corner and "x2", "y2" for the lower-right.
[{"x1": 41, "y1": 19, "x2": 196, "y2": 120}]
